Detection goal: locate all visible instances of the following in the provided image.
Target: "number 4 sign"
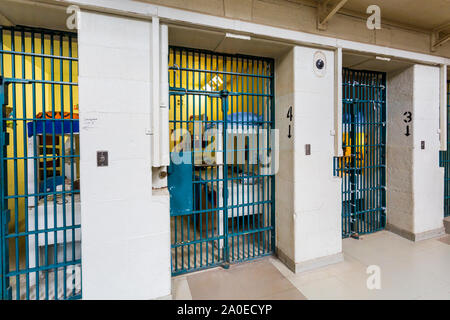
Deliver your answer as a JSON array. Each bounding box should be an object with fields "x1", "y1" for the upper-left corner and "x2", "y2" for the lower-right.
[{"x1": 287, "y1": 106, "x2": 293, "y2": 138}]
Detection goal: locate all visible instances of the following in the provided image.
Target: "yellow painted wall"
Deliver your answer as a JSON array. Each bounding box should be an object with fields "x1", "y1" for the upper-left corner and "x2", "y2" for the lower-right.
[{"x1": 168, "y1": 49, "x2": 270, "y2": 151}]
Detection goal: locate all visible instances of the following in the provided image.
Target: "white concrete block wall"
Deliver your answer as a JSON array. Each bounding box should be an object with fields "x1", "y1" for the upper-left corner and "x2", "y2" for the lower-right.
[
  {"x1": 276, "y1": 46, "x2": 342, "y2": 271},
  {"x1": 387, "y1": 67, "x2": 415, "y2": 232},
  {"x1": 275, "y1": 49, "x2": 295, "y2": 263},
  {"x1": 387, "y1": 65, "x2": 444, "y2": 240},
  {"x1": 292, "y1": 46, "x2": 342, "y2": 267},
  {"x1": 78, "y1": 11, "x2": 170, "y2": 299},
  {"x1": 412, "y1": 65, "x2": 444, "y2": 235}
]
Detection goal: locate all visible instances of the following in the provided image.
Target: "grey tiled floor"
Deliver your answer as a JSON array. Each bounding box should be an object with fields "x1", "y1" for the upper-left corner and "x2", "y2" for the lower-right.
[
  {"x1": 172, "y1": 231, "x2": 450, "y2": 300},
  {"x1": 173, "y1": 257, "x2": 306, "y2": 300}
]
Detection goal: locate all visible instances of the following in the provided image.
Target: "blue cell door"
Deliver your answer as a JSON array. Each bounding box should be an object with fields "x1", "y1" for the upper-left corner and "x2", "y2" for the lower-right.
[
  {"x1": 334, "y1": 69, "x2": 387, "y2": 238},
  {"x1": 168, "y1": 47, "x2": 276, "y2": 275},
  {"x1": 0, "y1": 26, "x2": 81, "y2": 300},
  {"x1": 439, "y1": 81, "x2": 450, "y2": 217},
  {"x1": 168, "y1": 152, "x2": 193, "y2": 216}
]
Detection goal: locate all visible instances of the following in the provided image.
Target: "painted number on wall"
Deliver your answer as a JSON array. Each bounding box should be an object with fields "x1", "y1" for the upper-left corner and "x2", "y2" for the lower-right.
[
  {"x1": 287, "y1": 106, "x2": 293, "y2": 138},
  {"x1": 403, "y1": 111, "x2": 412, "y2": 137}
]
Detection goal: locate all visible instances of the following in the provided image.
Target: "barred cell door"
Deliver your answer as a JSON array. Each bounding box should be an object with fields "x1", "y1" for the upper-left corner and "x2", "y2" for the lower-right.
[
  {"x1": 168, "y1": 47, "x2": 275, "y2": 275},
  {"x1": 440, "y1": 81, "x2": 450, "y2": 217},
  {"x1": 0, "y1": 26, "x2": 81, "y2": 300},
  {"x1": 335, "y1": 69, "x2": 387, "y2": 238}
]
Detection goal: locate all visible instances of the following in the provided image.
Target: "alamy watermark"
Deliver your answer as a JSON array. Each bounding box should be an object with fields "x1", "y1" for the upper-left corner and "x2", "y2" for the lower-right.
[
  {"x1": 66, "y1": 265, "x2": 82, "y2": 293},
  {"x1": 65, "y1": 3, "x2": 381, "y2": 31},
  {"x1": 66, "y1": 5, "x2": 80, "y2": 30},
  {"x1": 366, "y1": 265, "x2": 381, "y2": 290},
  {"x1": 170, "y1": 127, "x2": 279, "y2": 175},
  {"x1": 366, "y1": 5, "x2": 381, "y2": 30}
]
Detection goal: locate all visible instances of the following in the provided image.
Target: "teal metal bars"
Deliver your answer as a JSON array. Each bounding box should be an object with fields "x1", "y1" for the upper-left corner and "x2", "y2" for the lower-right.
[
  {"x1": 168, "y1": 47, "x2": 275, "y2": 275},
  {"x1": 440, "y1": 81, "x2": 450, "y2": 217},
  {"x1": 334, "y1": 69, "x2": 386, "y2": 238},
  {"x1": 0, "y1": 73, "x2": 9, "y2": 300},
  {"x1": 0, "y1": 26, "x2": 80, "y2": 300}
]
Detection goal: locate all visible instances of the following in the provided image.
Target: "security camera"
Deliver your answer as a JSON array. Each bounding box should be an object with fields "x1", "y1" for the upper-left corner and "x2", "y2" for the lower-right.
[
  {"x1": 313, "y1": 51, "x2": 327, "y2": 77},
  {"x1": 316, "y1": 59, "x2": 325, "y2": 70}
]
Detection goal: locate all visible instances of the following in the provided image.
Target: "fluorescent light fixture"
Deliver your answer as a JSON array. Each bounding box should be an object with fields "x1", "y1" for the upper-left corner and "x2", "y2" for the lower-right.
[
  {"x1": 375, "y1": 56, "x2": 391, "y2": 61},
  {"x1": 225, "y1": 33, "x2": 251, "y2": 40}
]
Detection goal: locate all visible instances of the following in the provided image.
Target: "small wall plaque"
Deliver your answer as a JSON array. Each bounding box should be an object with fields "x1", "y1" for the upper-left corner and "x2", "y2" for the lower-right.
[{"x1": 305, "y1": 144, "x2": 311, "y2": 155}]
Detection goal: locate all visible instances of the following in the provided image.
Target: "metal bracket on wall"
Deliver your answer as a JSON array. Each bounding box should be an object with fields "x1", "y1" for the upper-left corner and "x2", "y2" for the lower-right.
[
  {"x1": 317, "y1": 0, "x2": 349, "y2": 31},
  {"x1": 0, "y1": 133, "x2": 8, "y2": 147},
  {"x1": 1, "y1": 76, "x2": 29, "y2": 110},
  {"x1": 431, "y1": 21, "x2": 450, "y2": 52}
]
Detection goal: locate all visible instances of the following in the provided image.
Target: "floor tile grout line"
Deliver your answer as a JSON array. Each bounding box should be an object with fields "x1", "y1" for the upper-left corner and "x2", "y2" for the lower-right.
[{"x1": 268, "y1": 258, "x2": 312, "y2": 299}]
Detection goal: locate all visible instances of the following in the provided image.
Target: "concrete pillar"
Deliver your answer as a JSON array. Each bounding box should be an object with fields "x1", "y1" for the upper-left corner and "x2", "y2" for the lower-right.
[
  {"x1": 387, "y1": 65, "x2": 445, "y2": 241},
  {"x1": 78, "y1": 11, "x2": 171, "y2": 299},
  {"x1": 275, "y1": 49, "x2": 296, "y2": 268},
  {"x1": 275, "y1": 46, "x2": 342, "y2": 273}
]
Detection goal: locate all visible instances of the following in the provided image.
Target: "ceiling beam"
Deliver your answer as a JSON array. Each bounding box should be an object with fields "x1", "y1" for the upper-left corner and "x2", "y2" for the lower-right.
[
  {"x1": 433, "y1": 21, "x2": 450, "y2": 33},
  {"x1": 432, "y1": 33, "x2": 450, "y2": 51},
  {"x1": 0, "y1": 9, "x2": 15, "y2": 26},
  {"x1": 431, "y1": 21, "x2": 450, "y2": 52},
  {"x1": 317, "y1": 0, "x2": 348, "y2": 31}
]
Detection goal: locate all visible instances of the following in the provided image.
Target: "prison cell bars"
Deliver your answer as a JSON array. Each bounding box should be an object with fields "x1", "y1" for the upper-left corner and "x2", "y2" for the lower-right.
[
  {"x1": 334, "y1": 69, "x2": 386, "y2": 238},
  {"x1": 441, "y1": 81, "x2": 450, "y2": 217},
  {"x1": 168, "y1": 47, "x2": 275, "y2": 275},
  {"x1": 0, "y1": 26, "x2": 80, "y2": 300}
]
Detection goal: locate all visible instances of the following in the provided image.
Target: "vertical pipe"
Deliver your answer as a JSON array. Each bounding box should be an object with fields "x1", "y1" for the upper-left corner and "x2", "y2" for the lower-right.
[
  {"x1": 440, "y1": 65, "x2": 448, "y2": 151},
  {"x1": 334, "y1": 47, "x2": 343, "y2": 157},
  {"x1": 152, "y1": 17, "x2": 160, "y2": 167},
  {"x1": 159, "y1": 24, "x2": 169, "y2": 166}
]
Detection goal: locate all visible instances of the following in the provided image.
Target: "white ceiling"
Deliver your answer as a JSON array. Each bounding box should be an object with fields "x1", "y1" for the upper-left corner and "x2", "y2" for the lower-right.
[
  {"x1": 169, "y1": 25, "x2": 293, "y2": 59},
  {"x1": 343, "y1": 52, "x2": 414, "y2": 73},
  {"x1": 0, "y1": 0, "x2": 70, "y2": 31}
]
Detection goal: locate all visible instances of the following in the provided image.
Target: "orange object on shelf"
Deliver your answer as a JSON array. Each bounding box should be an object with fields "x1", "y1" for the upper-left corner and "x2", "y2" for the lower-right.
[{"x1": 36, "y1": 111, "x2": 79, "y2": 119}]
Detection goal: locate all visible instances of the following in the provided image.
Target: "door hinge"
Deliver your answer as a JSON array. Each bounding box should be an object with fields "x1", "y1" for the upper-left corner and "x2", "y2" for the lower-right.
[
  {"x1": 1, "y1": 132, "x2": 9, "y2": 147},
  {"x1": 2, "y1": 209, "x2": 10, "y2": 234}
]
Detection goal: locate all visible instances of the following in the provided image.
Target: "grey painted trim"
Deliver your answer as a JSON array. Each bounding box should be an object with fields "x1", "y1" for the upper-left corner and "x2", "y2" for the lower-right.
[
  {"x1": 276, "y1": 247, "x2": 343, "y2": 273},
  {"x1": 275, "y1": 247, "x2": 296, "y2": 273},
  {"x1": 444, "y1": 217, "x2": 450, "y2": 234},
  {"x1": 387, "y1": 223, "x2": 445, "y2": 241}
]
